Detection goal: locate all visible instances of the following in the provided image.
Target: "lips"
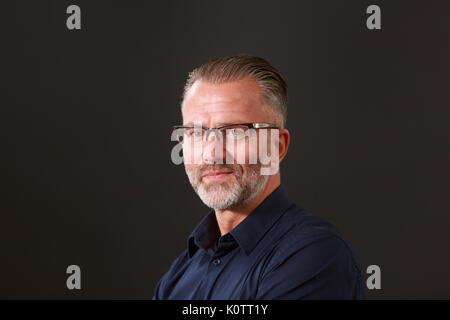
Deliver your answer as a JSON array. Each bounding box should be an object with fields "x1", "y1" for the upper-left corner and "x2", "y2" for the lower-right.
[{"x1": 202, "y1": 170, "x2": 233, "y2": 178}]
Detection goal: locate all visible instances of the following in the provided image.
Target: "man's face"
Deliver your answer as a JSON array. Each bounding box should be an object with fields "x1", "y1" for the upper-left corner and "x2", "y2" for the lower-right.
[{"x1": 182, "y1": 78, "x2": 276, "y2": 210}]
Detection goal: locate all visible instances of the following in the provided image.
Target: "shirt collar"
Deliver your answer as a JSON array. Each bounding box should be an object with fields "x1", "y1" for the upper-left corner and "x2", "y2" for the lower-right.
[
  {"x1": 187, "y1": 184, "x2": 294, "y2": 258},
  {"x1": 187, "y1": 209, "x2": 219, "y2": 258}
]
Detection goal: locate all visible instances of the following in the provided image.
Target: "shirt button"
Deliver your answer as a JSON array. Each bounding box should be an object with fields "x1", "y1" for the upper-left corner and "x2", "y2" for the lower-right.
[{"x1": 212, "y1": 258, "x2": 221, "y2": 265}]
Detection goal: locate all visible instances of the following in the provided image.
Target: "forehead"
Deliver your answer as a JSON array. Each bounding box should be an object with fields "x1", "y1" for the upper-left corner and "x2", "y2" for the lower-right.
[{"x1": 182, "y1": 78, "x2": 268, "y2": 125}]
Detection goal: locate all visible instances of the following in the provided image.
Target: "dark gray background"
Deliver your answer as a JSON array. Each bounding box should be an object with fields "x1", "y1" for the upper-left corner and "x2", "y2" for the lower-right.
[{"x1": 1, "y1": 0, "x2": 449, "y2": 299}]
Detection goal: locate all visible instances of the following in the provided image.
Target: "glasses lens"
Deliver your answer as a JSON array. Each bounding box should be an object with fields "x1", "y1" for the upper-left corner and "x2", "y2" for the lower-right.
[
  {"x1": 181, "y1": 127, "x2": 204, "y2": 143},
  {"x1": 225, "y1": 125, "x2": 248, "y2": 141}
]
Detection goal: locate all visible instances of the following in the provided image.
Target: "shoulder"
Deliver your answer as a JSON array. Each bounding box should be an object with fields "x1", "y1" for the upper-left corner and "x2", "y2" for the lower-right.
[
  {"x1": 256, "y1": 206, "x2": 364, "y2": 299},
  {"x1": 264, "y1": 205, "x2": 363, "y2": 281}
]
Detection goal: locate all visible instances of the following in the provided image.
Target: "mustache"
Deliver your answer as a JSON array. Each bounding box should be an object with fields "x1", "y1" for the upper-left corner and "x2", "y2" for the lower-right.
[{"x1": 198, "y1": 164, "x2": 240, "y2": 176}]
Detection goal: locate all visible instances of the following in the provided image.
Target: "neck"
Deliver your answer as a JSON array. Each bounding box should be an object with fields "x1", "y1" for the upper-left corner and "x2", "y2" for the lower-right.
[{"x1": 214, "y1": 173, "x2": 280, "y2": 235}]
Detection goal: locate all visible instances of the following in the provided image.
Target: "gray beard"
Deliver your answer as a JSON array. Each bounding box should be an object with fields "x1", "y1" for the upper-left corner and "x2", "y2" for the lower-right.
[{"x1": 185, "y1": 164, "x2": 268, "y2": 210}]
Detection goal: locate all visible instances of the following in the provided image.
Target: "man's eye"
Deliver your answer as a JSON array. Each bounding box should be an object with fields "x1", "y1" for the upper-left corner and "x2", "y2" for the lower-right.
[
  {"x1": 193, "y1": 130, "x2": 203, "y2": 137},
  {"x1": 228, "y1": 128, "x2": 245, "y2": 137},
  {"x1": 184, "y1": 129, "x2": 203, "y2": 136}
]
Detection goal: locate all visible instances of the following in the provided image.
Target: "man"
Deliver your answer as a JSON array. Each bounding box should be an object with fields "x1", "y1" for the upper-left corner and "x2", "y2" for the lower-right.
[{"x1": 154, "y1": 54, "x2": 364, "y2": 299}]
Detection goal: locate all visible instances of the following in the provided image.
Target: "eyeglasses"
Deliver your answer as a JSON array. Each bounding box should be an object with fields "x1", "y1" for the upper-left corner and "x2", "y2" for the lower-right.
[{"x1": 172, "y1": 122, "x2": 279, "y2": 144}]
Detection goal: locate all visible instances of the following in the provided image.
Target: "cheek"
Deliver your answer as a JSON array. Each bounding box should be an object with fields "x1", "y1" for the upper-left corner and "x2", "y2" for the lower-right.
[
  {"x1": 224, "y1": 139, "x2": 254, "y2": 165},
  {"x1": 234, "y1": 165, "x2": 246, "y2": 179}
]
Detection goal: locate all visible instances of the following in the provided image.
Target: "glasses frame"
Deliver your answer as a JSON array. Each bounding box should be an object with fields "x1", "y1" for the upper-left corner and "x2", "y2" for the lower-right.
[{"x1": 172, "y1": 122, "x2": 279, "y2": 144}]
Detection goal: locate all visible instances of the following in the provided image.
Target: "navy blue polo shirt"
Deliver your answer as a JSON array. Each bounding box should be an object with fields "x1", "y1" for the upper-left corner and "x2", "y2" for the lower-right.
[{"x1": 153, "y1": 185, "x2": 364, "y2": 299}]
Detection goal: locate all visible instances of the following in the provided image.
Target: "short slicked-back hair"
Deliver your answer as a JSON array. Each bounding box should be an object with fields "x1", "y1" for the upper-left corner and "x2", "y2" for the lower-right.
[{"x1": 181, "y1": 54, "x2": 288, "y2": 128}]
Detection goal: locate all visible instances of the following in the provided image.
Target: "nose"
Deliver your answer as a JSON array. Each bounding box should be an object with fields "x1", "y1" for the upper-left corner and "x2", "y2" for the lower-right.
[{"x1": 202, "y1": 130, "x2": 225, "y2": 164}]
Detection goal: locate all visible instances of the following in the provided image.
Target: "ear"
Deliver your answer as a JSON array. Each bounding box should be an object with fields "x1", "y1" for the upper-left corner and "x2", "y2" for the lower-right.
[{"x1": 278, "y1": 128, "x2": 290, "y2": 163}]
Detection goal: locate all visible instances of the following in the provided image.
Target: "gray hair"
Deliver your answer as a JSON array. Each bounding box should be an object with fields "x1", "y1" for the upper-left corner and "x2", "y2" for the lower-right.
[{"x1": 181, "y1": 54, "x2": 288, "y2": 128}]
